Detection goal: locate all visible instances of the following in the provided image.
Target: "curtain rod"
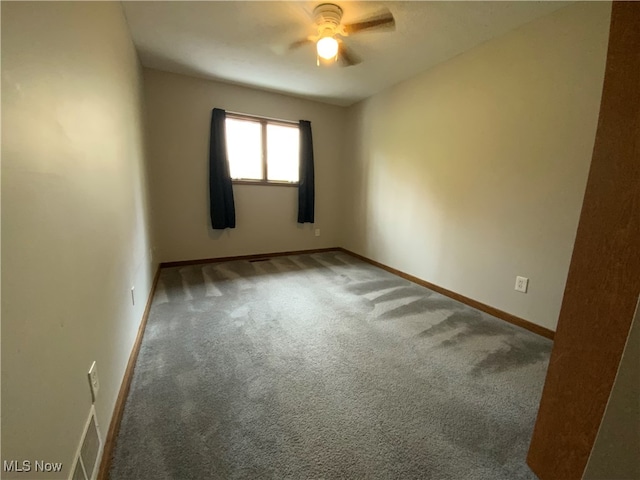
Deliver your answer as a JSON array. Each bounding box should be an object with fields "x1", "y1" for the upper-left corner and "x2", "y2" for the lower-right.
[{"x1": 225, "y1": 110, "x2": 300, "y2": 126}]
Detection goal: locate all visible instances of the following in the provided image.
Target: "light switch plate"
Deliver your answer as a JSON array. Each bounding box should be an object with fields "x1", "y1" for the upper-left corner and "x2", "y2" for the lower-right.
[{"x1": 88, "y1": 362, "x2": 99, "y2": 403}]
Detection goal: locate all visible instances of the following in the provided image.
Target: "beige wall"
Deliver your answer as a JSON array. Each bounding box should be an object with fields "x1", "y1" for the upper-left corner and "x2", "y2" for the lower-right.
[
  {"x1": 143, "y1": 69, "x2": 346, "y2": 263},
  {"x1": 342, "y1": 2, "x2": 611, "y2": 331},
  {"x1": 1, "y1": 2, "x2": 154, "y2": 478}
]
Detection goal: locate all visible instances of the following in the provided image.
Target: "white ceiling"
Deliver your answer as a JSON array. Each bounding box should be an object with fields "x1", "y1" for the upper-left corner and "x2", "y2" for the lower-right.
[{"x1": 122, "y1": 1, "x2": 571, "y2": 106}]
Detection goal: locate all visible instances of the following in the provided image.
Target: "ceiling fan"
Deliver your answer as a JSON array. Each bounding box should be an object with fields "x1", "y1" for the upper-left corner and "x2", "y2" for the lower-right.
[{"x1": 289, "y1": 3, "x2": 395, "y2": 67}]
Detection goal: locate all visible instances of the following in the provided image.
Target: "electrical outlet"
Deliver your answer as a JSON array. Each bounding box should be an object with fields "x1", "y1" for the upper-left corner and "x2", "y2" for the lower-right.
[
  {"x1": 131, "y1": 286, "x2": 135, "y2": 306},
  {"x1": 315, "y1": 228, "x2": 321, "y2": 237},
  {"x1": 88, "y1": 362, "x2": 99, "y2": 403},
  {"x1": 515, "y1": 276, "x2": 529, "y2": 293}
]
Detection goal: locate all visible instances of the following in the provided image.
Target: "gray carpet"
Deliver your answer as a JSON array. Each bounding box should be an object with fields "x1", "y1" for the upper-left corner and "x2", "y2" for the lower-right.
[{"x1": 110, "y1": 251, "x2": 551, "y2": 479}]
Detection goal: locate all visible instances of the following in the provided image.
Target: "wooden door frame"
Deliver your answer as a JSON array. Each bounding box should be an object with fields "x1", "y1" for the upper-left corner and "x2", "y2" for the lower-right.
[{"x1": 527, "y1": 3, "x2": 640, "y2": 479}]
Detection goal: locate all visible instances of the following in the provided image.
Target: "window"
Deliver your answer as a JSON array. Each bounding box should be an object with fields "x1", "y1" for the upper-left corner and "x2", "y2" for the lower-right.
[{"x1": 225, "y1": 113, "x2": 300, "y2": 185}]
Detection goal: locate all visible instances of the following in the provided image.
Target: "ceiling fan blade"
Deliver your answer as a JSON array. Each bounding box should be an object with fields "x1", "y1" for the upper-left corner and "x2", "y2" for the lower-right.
[
  {"x1": 338, "y1": 42, "x2": 362, "y2": 67},
  {"x1": 288, "y1": 37, "x2": 314, "y2": 51},
  {"x1": 343, "y1": 9, "x2": 395, "y2": 35}
]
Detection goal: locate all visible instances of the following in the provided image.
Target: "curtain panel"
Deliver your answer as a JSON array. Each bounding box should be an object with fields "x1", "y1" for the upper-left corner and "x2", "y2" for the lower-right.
[
  {"x1": 209, "y1": 108, "x2": 236, "y2": 229},
  {"x1": 298, "y1": 120, "x2": 315, "y2": 224}
]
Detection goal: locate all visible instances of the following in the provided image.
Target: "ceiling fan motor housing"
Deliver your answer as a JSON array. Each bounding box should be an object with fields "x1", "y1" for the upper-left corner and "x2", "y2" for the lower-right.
[{"x1": 314, "y1": 3, "x2": 344, "y2": 36}]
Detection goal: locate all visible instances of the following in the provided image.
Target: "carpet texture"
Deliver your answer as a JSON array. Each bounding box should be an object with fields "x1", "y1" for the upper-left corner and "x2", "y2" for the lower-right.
[{"x1": 110, "y1": 252, "x2": 551, "y2": 479}]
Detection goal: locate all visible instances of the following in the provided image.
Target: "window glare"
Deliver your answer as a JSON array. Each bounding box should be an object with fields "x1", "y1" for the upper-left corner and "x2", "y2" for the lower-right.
[
  {"x1": 226, "y1": 118, "x2": 262, "y2": 180},
  {"x1": 267, "y1": 124, "x2": 299, "y2": 182}
]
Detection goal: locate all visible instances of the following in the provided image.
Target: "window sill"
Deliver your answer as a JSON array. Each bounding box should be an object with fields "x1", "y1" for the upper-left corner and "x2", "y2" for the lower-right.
[{"x1": 232, "y1": 180, "x2": 299, "y2": 187}]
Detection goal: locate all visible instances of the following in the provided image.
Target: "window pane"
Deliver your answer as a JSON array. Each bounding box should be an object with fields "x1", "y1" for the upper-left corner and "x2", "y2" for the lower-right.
[
  {"x1": 226, "y1": 118, "x2": 262, "y2": 180},
  {"x1": 267, "y1": 124, "x2": 299, "y2": 182}
]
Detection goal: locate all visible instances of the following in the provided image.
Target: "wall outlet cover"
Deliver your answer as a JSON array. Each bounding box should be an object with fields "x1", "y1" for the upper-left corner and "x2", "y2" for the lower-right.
[{"x1": 515, "y1": 276, "x2": 529, "y2": 293}]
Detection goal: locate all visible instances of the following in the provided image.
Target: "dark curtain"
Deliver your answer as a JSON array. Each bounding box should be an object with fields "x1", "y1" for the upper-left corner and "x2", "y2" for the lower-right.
[
  {"x1": 209, "y1": 108, "x2": 236, "y2": 229},
  {"x1": 297, "y1": 120, "x2": 315, "y2": 223}
]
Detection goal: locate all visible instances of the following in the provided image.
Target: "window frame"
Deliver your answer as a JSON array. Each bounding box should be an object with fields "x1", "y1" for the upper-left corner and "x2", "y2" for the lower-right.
[{"x1": 225, "y1": 112, "x2": 300, "y2": 187}]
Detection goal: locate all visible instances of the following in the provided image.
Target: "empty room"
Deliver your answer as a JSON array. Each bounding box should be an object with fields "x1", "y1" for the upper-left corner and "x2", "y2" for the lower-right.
[{"x1": 2, "y1": 1, "x2": 638, "y2": 479}]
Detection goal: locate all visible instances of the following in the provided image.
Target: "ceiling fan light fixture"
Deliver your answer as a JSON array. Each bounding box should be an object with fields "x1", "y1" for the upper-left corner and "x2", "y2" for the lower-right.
[
  {"x1": 316, "y1": 36, "x2": 338, "y2": 60},
  {"x1": 287, "y1": 3, "x2": 393, "y2": 67}
]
